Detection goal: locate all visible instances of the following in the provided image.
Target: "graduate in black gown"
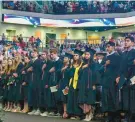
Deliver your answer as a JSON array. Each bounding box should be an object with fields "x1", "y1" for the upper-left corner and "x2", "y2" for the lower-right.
[
  {"x1": 12, "y1": 54, "x2": 24, "y2": 112},
  {"x1": 67, "y1": 49, "x2": 83, "y2": 119},
  {"x1": 1, "y1": 60, "x2": 8, "y2": 111},
  {"x1": 59, "y1": 53, "x2": 73, "y2": 119},
  {"x1": 78, "y1": 48, "x2": 97, "y2": 121},
  {"x1": 94, "y1": 52, "x2": 107, "y2": 118},
  {"x1": 40, "y1": 50, "x2": 54, "y2": 117},
  {"x1": 116, "y1": 36, "x2": 135, "y2": 122},
  {"x1": 49, "y1": 48, "x2": 63, "y2": 116},
  {"x1": 5, "y1": 58, "x2": 14, "y2": 112},
  {"x1": 27, "y1": 49, "x2": 42, "y2": 115},
  {"x1": 101, "y1": 41, "x2": 121, "y2": 122},
  {"x1": 21, "y1": 55, "x2": 32, "y2": 113}
]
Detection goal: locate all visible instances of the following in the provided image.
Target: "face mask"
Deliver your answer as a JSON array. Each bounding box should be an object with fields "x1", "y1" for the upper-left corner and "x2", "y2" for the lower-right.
[{"x1": 98, "y1": 59, "x2": 102, "y2": 64}]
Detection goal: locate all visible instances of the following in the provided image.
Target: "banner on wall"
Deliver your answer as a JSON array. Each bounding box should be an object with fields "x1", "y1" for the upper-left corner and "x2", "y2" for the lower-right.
[{"x1": 2, "y1": 14, "x2": 135, "y2": 27}]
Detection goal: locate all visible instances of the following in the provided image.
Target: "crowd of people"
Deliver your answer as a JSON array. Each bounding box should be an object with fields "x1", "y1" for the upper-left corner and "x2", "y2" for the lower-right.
[
  {"x1": 2, "y1": 0, "x2": 135, "y2": 14},
  {"x1": 0, "y1": 35, "x2": 135, "y2": 122},
  {"x1": 0, "y1": 33, "x2": 42, "y2": 50}
]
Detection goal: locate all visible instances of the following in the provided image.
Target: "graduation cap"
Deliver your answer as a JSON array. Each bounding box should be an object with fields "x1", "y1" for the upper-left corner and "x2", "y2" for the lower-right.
[
  {"x1": 125, "y1": 36, "x2": 134, "y2": 42},
  {"x1": 96, "y1": 51, "x2": 107, "y2": 56},
  {"x1": 65, "y1": 52, "x2": 73, "y2": 59},
  {"x1": 74, "y1": 49, "x2": 84, "y2": 56},
  {"x1": 106, "y1": 41, "x2": 115, "y2": 47},
  {"x1": 85, "y1": 48, "x2": 96, "y2": 56}
]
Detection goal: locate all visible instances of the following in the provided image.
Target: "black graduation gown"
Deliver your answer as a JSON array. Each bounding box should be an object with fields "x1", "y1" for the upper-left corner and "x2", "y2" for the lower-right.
[
  {"x1": 78, "y1": 62, "x2": 97, "y2": 105},
  {"x1": 129, "y1": 54, "x2": 135, "y2": 113},
  {"x1": 95, "y1": 60, "x2": 105, "y2": 102},
  {"x1": 58, "y1": 66, "x2": 70, "y2": 104},
  {"x1": 48, "y1": 58, "x2": 63, "y2": 108},
  {"x1": 40, "y1": 60, "x2": 54, "y2": 109},
  {"x1": 2, "y1": 73, "x2": 8, "y2": 101},
  {"x1": 67, "y1": 65, "x2": 83, "y2": 116},
  {"x1": 117, "y1": 49, "x2": 135, "y2": 111},
  {"x1": 101, "y1": 52, "x2": 121, "y2": 112},
  {"x1": 7, "y1": 72, "x2": 15, "y2": 102},
  {"x1": 21, "y1": 61, "x2": 33, "y2": 100},
  {"x1": 14, "y1": 63, "x2": 24, "y2": 103},
  {"x1": 29, "y1": 58, "x2": 42, "y2": 108}
]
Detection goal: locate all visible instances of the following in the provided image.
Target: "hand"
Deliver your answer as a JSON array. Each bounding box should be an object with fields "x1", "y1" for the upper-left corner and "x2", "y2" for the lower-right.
[
  {"x1": 116, "y1": 77, "x2": 120, "y2": 84},
  {"x1": 49, "y1": 67, "x2": 55, "y2": 73},
  {"x1": 45, "y1": 85, "x2": 48, "y2": 88},
  {"x1": 56, "y1": 85, "x2": 59, "y2": 89},
  {"x1": 22, "y1": 82, "x2": 26, "y2": 86},
  {"x1": 134, "y1": 59, "x2": 135, "y2": 65},
  {"x1": 105, "y1": 60, "x2": 110, "y2": 66},
  {"x1": 70, "y1": 59, "x2": 73, "y2": 64},
  {"x1": 61, "y1": 66, "x2": 68, "y2": 72},
  {"x1": 82, "y1": 64, "x2": 88, "y2": 69},
  {"x1": 93, "y1": 85, "x2": 96, "y2": 90},
  {"x1": 27, "y1": 67, "x2": 33, "y2": 72},
  {"x1": 13, "y1": 73, "x2": 18, "y2": 77},
  {"x1": 65, "y1": 86, "x2": 69, "y2": 89},
  {"x1": 22, "y1": 71, "x2": 26, "y2": 74},
  {"x1": 42, "y1": 64, "x2": 46, "y2": 71}
]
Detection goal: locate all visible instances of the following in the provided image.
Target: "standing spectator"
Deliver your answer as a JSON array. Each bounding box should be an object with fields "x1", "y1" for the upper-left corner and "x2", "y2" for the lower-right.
[
  {"x1": 35, "y1": 37, "x2": 41, "y2": 48},
  {"x1": 29, "y1": 36, "x2": 35, "y2": 47},
  {"x1": 18, "y1": 34, "x2": 23, "y2": 43},
  {"x1": 2, "y1": 33, "x2": 6, "y2": 42}
]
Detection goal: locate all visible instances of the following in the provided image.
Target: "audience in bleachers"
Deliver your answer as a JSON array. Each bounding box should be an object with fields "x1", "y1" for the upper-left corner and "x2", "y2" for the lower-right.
[{"x1": 2, "y1": 1, "x2": 135, "y2": 14}]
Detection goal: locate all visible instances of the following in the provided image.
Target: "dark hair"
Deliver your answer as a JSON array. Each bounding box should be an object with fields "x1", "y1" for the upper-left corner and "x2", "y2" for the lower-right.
[
  {"x1": 24, "y1": 55, "x2": 30, "y2": 60},
  {"x1": 73, "y1": 56, "x2": 82, "y2": 66}
]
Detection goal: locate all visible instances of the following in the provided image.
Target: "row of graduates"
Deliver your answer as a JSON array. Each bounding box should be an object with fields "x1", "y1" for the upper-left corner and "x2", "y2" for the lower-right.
[
  {"x1": 0, "y1": 47, "x2": 98, "y2": 121},
  {"x1": 0, "y1": 36, "x2": 135, "y2": 122}
]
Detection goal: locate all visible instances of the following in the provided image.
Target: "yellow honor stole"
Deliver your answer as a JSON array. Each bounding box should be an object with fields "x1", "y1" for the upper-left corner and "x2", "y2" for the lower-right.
[{"x1": 69, "y1": 62, "x2": 83, "y2": 89}]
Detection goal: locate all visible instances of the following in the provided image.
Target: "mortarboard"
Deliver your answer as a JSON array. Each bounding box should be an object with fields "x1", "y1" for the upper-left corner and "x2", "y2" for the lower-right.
[
  {"x1": 65, "y1": 52, "x2": 73, "y2": 59},
  {"x1": 74, "y1": 49, "x2": 84, "y2": 56},
  {"x1": 106, "y1": 41, "x2": 115, "y2": 47},
  {"x1": 85, "y1": 48, "x2": 96, "y2": 56},
  {"x1": 96, "y1": 51, "x2": 107, "y2": 56},
  {"x1": 125, "y1": 36, "x2": 134, "y2": 42}
]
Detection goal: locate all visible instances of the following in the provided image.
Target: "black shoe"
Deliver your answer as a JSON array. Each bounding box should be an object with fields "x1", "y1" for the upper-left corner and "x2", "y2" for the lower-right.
[
  {"x1": 121, "y1": 118, "x2": 128, "y2": 122},
  {"x1": 114, "y1": 117, "x2": 121, "y2": 122}
]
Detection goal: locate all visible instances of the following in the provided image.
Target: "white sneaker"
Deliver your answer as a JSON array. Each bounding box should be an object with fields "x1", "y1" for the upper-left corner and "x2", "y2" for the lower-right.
[
  {"x1": 55, "y1": 113, "x2": 61, "y2": 117},
  {"x1": 40, "y1": 111, "x2": 48, "y2": 117},
  {"x1": 84, "y1": 113, "x2": 93, "y2": 121},
  {"x1": 28, "y1": 110, "x2": 36, "y2": 115},
  {"x1": 48, "y1": 112, "x2": 55, "y2": 116},
  {"x1": 34, "y1": 109, "x2": 41, "y2": 115}
]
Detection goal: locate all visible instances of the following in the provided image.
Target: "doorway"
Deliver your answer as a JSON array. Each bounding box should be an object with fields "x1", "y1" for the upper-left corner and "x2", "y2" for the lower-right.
[{"x1": 6, "y1": 30, "x2": 16, "y2": 41}]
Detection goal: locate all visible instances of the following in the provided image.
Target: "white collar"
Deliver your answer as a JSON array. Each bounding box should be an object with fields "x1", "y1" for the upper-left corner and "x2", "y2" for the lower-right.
[
  {"x1": 55, "y1": 57, "x2": 59, "y2": 61},
  {"x1": 33, "y1": 57, "x2": 38, "y2": 62},
  {"x1": 107, "y1": 51, "x2": 115, "y2": 56}
]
